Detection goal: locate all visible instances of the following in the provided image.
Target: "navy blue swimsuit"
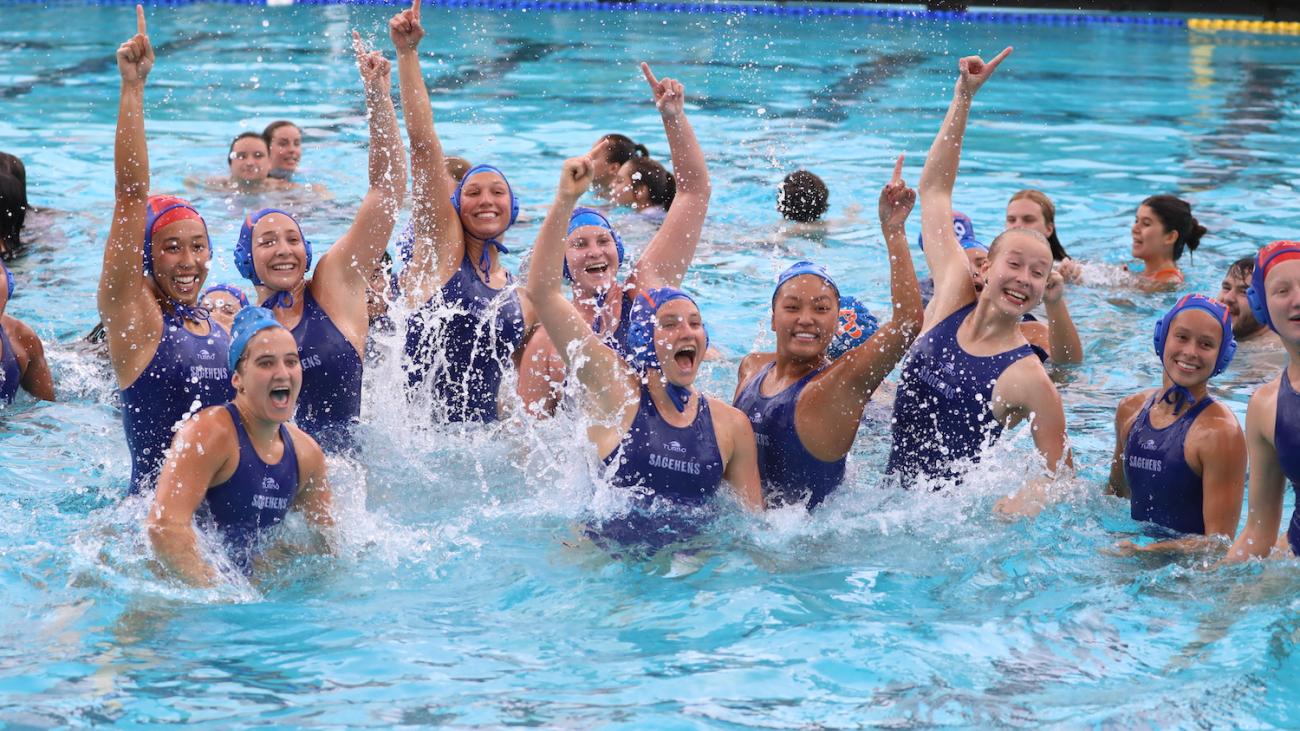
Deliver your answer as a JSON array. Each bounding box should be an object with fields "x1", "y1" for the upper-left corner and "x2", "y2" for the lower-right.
[
  {"x1": 605, "y1": 291, "x2": 634, "y2": 357},
  {"x1": 733, "y1": 362, "x2": 845, "y2": 509},
  {"x1": 1274, "y1": 371, "x2": 1300, "y2": 554},
  {"x1": 404, "y1": 256, "x2": 525, "y2": 422},
  {"x1": 591, "y1": 387, "x2": 725, "y2": 549},
  {"x1": 120, "y1": 312, "x2": 234, "y2": 492},
  {"x1": 202, "y1": 404, "x2": 300, "y2": 572},
  {"x1": 886, "y1": 303, "x2": 1041, "y2": 484},
  {"x1": 1124, "y1": 394, "x2": 1215, "y2": 535},
  {"x1": 290, "y1": 288, "x2": 363, "y2": 451},
  {"x1": 0, "y1": 321, "x2": 20, "y2": 404}
]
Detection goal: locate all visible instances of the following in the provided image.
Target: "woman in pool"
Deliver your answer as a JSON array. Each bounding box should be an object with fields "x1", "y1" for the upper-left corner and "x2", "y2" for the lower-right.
[
  {"x1": 0, "y1": 261, "x2": 54, "y2": 403},
  {"x1": 733, "y1": 155, "x2": 922, "y2": 510},
  {"x1": 1225, "y1": 241, "x2": 1300, "y2": 562},
  {"x1": 200, "y1": 283, "x2": 248, "y2": 333},
  {"x1": 529, "y1": 156, "x2": 762, "y2": 532},
  {"x1": 263, "y1": 120, "x2": 302, "y2": 181},
  {"x1": 888, "y1": 47, "x2": 1071, "y2": 515},
  {"x1": 1106, "y1": 295, "x2": 1244, "y2": 552},
  {"x1": 208, "y1": 132, "x2": 293, "y2": 193},
  {"x1": 148, "y1": 307, "x2": 332, "y2": 586},
  {"x1": 98, "y1": 7, "x2": 235, "y2": 492},
  {"x1": 519, "y1": 62, "x2": 711, "y2": 417},
  {"x1": 1003, "y1": 190, "x2": 1084, "y2": 363},
  {"x1": 588, "y1": 133, "x2": 648, "y2": 199},
  {"x1": 390, "y1": 0, "x2": 533, "y2": 422},
  {"x1": 1127, "y1": 195, "x2": 1204, "y2": 289},
  {"x1": 612, "y1": 155, "x2": 675, "y2": 214},
  {"x1": 232, "y1": 34, "x2": 405, "y2": 450}
]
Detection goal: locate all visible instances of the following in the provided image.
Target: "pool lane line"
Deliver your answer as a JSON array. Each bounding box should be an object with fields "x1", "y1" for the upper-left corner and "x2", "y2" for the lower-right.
[
  {"x1": 1187, "y1": 18, "x2": 1300, "y2": 36},
  {"x1": 0, "y1": 31, "x2": 226, "y2": 99}
]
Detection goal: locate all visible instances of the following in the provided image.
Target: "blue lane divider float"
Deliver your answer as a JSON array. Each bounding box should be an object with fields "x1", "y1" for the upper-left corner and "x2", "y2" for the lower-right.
[{"x1": 3, "y1": 0, "x2": 1192, "y2": 28}]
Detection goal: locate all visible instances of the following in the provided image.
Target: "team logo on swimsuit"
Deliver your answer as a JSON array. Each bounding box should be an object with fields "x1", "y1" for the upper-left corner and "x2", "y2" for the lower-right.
[
  {"x1": 750, "y1": 411, "x2": 763, "y2": 424},
  {"x1": 1142, "y1": 439, "x2": 1157, "y2": 451},
  {"x1": 251, "y1": 477, "x2": 290, "y2": 510},
  {"x1": 665, "y1": 441, "x2": 687, "y2": 454},
  {"x1": 198, "y1": 349, "x2": 215, "y2": 361}
]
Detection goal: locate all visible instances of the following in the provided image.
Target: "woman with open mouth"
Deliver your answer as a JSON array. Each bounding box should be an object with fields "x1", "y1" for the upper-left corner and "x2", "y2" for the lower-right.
[
  {"x1": 1107, "y1": 295, "x2": 1244, "y2": 553},
  {"x1": 98, "y1": 7, "x2": 235, "y2": 493},
  {"x1": 389, "y1": 0, "x2": 533, "y2": 423},
  {"x1": 1226, "y1": 241, "x2": 1300, "y2": 563},
  {"x1": 147, "y1": 307, "x2": 332, "y2": 586},
  {"x1": 733, "y1": 155, "x2": 923, "y2": 510},
  {"x1": 518, "y1": 62, "x2": 711, "y2": 417},
  {"x1": 885, "y1": 47, "x2": 1071, "y2": 517},
  {"x1": 230, "y1": 33, "x2": 405, "y2": 451},
  {"x1": 528, "y1": 156, "x2": 762, "y2": 548}
]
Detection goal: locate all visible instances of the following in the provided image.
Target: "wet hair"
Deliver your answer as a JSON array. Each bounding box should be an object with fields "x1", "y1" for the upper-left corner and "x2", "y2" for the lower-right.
[
  {"x1": 626, "y1": 157, "x2": 675, "y2": 210},
  {"x1": 0, "y1": 153, "x2": 27, "y2": 256},
  {"x1": 599, "y1": 134, "x2": 649, "y2": 166},
  {"x1": 1227, "y1": 255, "x2": 1254, "y2": 281},
  {"x1": 778, "y1": 170, "x2": 830, "y2": 223},
  {"x1": 445, "y1": 156, "x2": 472, "y2": 183},
  {"x1": 1008, "y1": 189, "x2": 1069, "y2": 261},
  {"x1": 1141, "y1": 194, "x2": 1206, "y2": 261},
  {"x1": 261, "y1": 120, "x2": 300, "y2": 146},
  {"x1": 227, "y1": 132, "x2": 268, "y2": 166},
  {"x1": 987, "y1": 227, "x2": 1051, "y2": 260}
]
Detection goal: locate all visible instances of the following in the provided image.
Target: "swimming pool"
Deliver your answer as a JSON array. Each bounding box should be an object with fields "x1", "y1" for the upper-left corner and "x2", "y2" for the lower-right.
[{"x1": 4, "y1": 2, "x2": 1300, "y2": 726}]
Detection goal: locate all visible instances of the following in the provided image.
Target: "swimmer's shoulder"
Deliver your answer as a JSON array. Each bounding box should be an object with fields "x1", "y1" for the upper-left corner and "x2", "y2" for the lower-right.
[
  {"x1": 705, "y1": 396, "x2": 756, "y2": 451},
  {"x1": 1115, "y1": 389, "x2": 1155, "y2": 432},
  {"x1": 284, "y1": 422, "x2": 327, "y2": 483},
  {"x1": 1245, "y1": 374, "x2": 1283, "y2": 439},
  {"x1": 1190, "y1": 398, "x2": 1244, "y2": 441},
  {"x1": 736, "y1": 352, "x2": 775, "y2": 390}
]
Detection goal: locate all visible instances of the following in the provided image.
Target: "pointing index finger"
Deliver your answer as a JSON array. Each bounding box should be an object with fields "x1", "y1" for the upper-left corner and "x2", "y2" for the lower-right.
[
  {"x1": 352, "y1": 29, "x2": 367, "y2": 56},
  {"x1": 412, "y1": 0, "x2": 421, "y2": 20},
  {"x1": 890, "y1": 154, "x2": 904, "y2": 185},
  {"x1": 136, "y1": 4, "x2": 147, "y2": 36},
  {"x1": 640, "y1": 62, "x2": 659, "y2": 89},
  {"x1": 985, "y1": 46, "x2": 1013, "y2": 73}
]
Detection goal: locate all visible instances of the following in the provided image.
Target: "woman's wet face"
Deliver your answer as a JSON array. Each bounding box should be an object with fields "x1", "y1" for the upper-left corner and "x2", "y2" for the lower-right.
[
  {"x1": 268, "y1": 125, "x2": 302, "y2": 173},
  {"x1": 150, "y1": 219, "x2": 211, "y2": 303},
  {"x1": 565, "y1": 225, "x2": 620, "y2": 294},
  {"x1": 458, "y1": 172, "x2": 512, "y2": 240},
  {"x1": 611, "y1": 162, "x2": 645, "y2": 209},
  {"x1": 654, "y1": 298, "x2": 706, "y2": 386},
  {"x1": 980, "y1": 232, "x2": 1051, "y2": 316},
  {"x1": 1131, "y1": 204, "x2": 1176, "y2": 262},
  {"x1": 233, "y1": 327, "x2": 302, "y2": 423},
  {"x1": 201, "y1": 291, "x2": 244, "y2": 330},
  {"x1": 771, "y1": 275, "x2": 837, "y2": 360},
  {"x1": 229, "y1": 137, "x2": 271, "y2": 183},
  {"x1": 1006, "y1": 198, "x2": 1053, "y2": 238},
  {"x1": 251, "y1": 213, "x2": 307, "y2": 290}
]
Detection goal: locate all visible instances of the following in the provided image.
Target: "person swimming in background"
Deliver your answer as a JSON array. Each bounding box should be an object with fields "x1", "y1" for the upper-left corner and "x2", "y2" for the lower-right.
[
  {"x1": 529, "y1": 156, "x2": 761, "y2": 547},
  {"x1": 0, "y1": 152, "x2": 29, "y2": 260},
  {"x1": 263, "y1": 120, "x2": 302, "y2": 181},
  {"x1": 518, "y1": 62, "x2": 711, "y2": 417},
  {"x1": 588, "y1": 133, "x2": 649, "y2": 200},
  {"x1": 1125, "y1": 195, "x2": 1205, "y2": 290},
  {"x1": 0, "y1": 261, "x2": 54, "y2": 404},
  {"x1": 390, "y1": 0, "x2": 534, "y2": 423},
  {"x1": 733, "y1": 156, "x2": 922, "y2": 510},
  {"x1": 1107, "y1": 295, "x2": 1245, "y2": 553},
  {"x1": 1217, "y1": 255, "x2": 1281, "y2": 347},
  {"x1": 1225, "y1": 241, "x2": 1300, "y2": 563},
  {"x1": 1003, "y1": 189, "x2": 1084, "y2": 363},
  {"x1": 611, "y1": 152, "x2": 675, "y2": 216},
  {"x1": 147, "y1": 307, "x2": 332, "y2": 586},
  {"x1": 777, "y1": 170, "x2": 829, "y2": 224},
  {"x1": 208, "y1": 132, "x2": 294, "y2": 193},
  {"x1": 200, "y1": 284, "x2": 248, "y2": 333},
  {"x1": 232, "y1": 32, "x2": 406, "y2": 451},
  {"x1": 887, "y1": 47, "x2": 1071, "y2": 516},
  {"x1": 99, "y1": 7, "x2": 236, "y2": 493}
]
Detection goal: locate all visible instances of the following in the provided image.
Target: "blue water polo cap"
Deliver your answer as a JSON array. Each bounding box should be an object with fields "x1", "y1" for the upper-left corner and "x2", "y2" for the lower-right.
[
  {"x1": 228, "y1": 306, "x2": 289, "y2": 372},
  {"x1": 625, "y1": 287, "x2": 709, "y2": 413},
  {"x1": 235, "y1": 208, "x2": 313, "y2": 286},
  {"x1": 2, "y1": 261, "x2": 12, "y2": 301},
  {"x1": 452, "y1": 164, "x2": 520, "y2": 275},
  {"x1": 1247, "y1": 240, "x2": 1300, "y2": 333},
  {"x1": 827, "y1": 296, "x2": 880, "y2": 360},
  {"x1": 563, "y1": 207, "x2": 625, "y2": 281},
  {"x1": 773, "y1": 261, "x2": 839, "y2": 305},
  {"x1": 917, "y1": 211, "x2": 985, "y2": 252},
  {"x1": 202, "y1": 283, "x2": 250, "y2": 308}
]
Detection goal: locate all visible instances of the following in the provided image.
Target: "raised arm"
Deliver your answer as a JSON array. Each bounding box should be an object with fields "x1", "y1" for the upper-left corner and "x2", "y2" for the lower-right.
[
  {"x1": 527, "y1": 158, "x2": 634, "y2": 421},
  {"x1": 918, "y1": 47, "x2": 1012, "y2": 329},
  {"x1": 146, "y1": 410, "x2": 233, "y2": 587},
  {"x1": 312, "y1": 34, "x2": 406, "y2": 299},
  {"x1": 97, "y1": 5, "x2": 157, "y2": 338},
  {"x1": 391, "y1": 0, "x2": 463, "y2": 299},
  {"x1": 628, "y1": 62, "x2": 711, "y2": 291},
  {"x1": 798, "y1": 156, "x2": 923, "y2": 458},
  {"x1": 1042, "y1": 270, "x2": 1084, "y2": 364}
]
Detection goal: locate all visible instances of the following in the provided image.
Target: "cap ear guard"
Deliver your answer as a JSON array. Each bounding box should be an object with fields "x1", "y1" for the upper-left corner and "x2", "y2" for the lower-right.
[
  {"x1": 1246, "y1": 241, "x2": 1300, "y2": 334},
  {"x1": 562, "y1": 208, "x2": 625, "y2": 281},
  {"x1": 1153, "y1": 294, "x2": 1237, "y2": 378}
]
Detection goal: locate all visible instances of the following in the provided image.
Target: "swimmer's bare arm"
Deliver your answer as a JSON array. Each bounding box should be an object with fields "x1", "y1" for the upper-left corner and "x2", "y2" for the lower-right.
[
  {"x1": 5, "y1": 316, "x2": 54, "y2": 401},
  {"x1": 1225, "y1": 381, "x2": 1286, "y2": 563},
  {"x1": 798, "y1": 156, "x2": 922, "y2": 459},
  {"x1": 711, "y1": 399, "x2": 764, "y2": 511},
  {"x1": 391, "y1": 0, "x2": 461, "y2": 300},
  {"x1": 732, "y1": 352, "x2": 774, "y2": 403},
  {"x1": 1105, "y1": 391, "x2": 1147, "y2": 498},
  {"x1": 290, "y1": 429, "x2": 335, "y2": 553},
  {"x1": 917, "y1": 47, "x2": 1012, "y2": 331},
  {"x1": 99, "y1": 5, "x2": 162, "y2": 384},
  {"x1": 628, "y1": 63, "x2": 710, "y2": 292},
  {"x1": 1042, "y1": 270, "x2": 1084, "y2": 364},
  {"x1": 310, "y1": 34, "x2": 406, "y2": 338},
  {"x1": 992, "y1": 359, "x2": 1072, "y2": 518},
  {"x1": 516, "y1": 329, "x2": 566, "y2": 418},
  {"x1": 528, "y1": 157, "x2": 635, "y2": 423},
  {"x1": 147, "y1": 408, "x2": 238, "y2": 587}
]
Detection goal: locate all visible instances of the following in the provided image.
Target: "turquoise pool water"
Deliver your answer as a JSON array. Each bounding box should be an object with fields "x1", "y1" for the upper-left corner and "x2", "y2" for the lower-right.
[{"x1": 4, "y1": 3, "x2": 1300, "y2": 726}]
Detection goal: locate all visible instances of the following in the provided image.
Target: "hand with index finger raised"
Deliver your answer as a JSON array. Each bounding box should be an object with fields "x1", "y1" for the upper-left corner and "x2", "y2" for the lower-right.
[
  {"x1": 116, "y1": 4, "x2": 154, "y2": 84},
  {"x1": 957, "y1": 46, "x2": 1012, "y2": 97},
  {"x1": 389, "y1": 0, "x2": 424, "y2": 51},
  {"x1": 878, "y1": 154, "x2": 915, "y2": 228},
  {"x1": 642, "y1": 62, "x2": 685, "y2": 118}
]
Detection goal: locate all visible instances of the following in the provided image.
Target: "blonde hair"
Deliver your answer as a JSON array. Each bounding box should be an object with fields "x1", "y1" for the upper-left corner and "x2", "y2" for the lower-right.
[{"x1": 1008, "y1": 189, "x2": 1068, "y2": 261}]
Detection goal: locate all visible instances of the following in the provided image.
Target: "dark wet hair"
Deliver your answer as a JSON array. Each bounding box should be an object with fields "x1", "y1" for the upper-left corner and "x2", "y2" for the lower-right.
[
  {"x1": 1227, "y1": 255, "x2": 1254, "y2": 281},
  {"x1": 1141, "y1": 195, "x2": 1206, "y2": 261},
  {"x1": 600, "y1": 134, "x2": 649, "y2": 166},
  {"x1": 261, "y1": 120, "x2": 300, "y2": 146},
  {"x1": 778, "y1": 170, "x2": 829, "y2": 223},
  {"x1": 227, "y1": 132, "x2": 268, "y2": 166},
  {"x1": 0, "y1": 152, "x2": 27, "y2": 256},
  {"x1": 1008, "y1": 189, "x2": 1069, "y2": 261},
  {"x1": 626, "y1": 157, "x2": 675, "y2": 210},
  {"x1": 445, "y1": 156, "x2": 472, "y2": 183}
]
